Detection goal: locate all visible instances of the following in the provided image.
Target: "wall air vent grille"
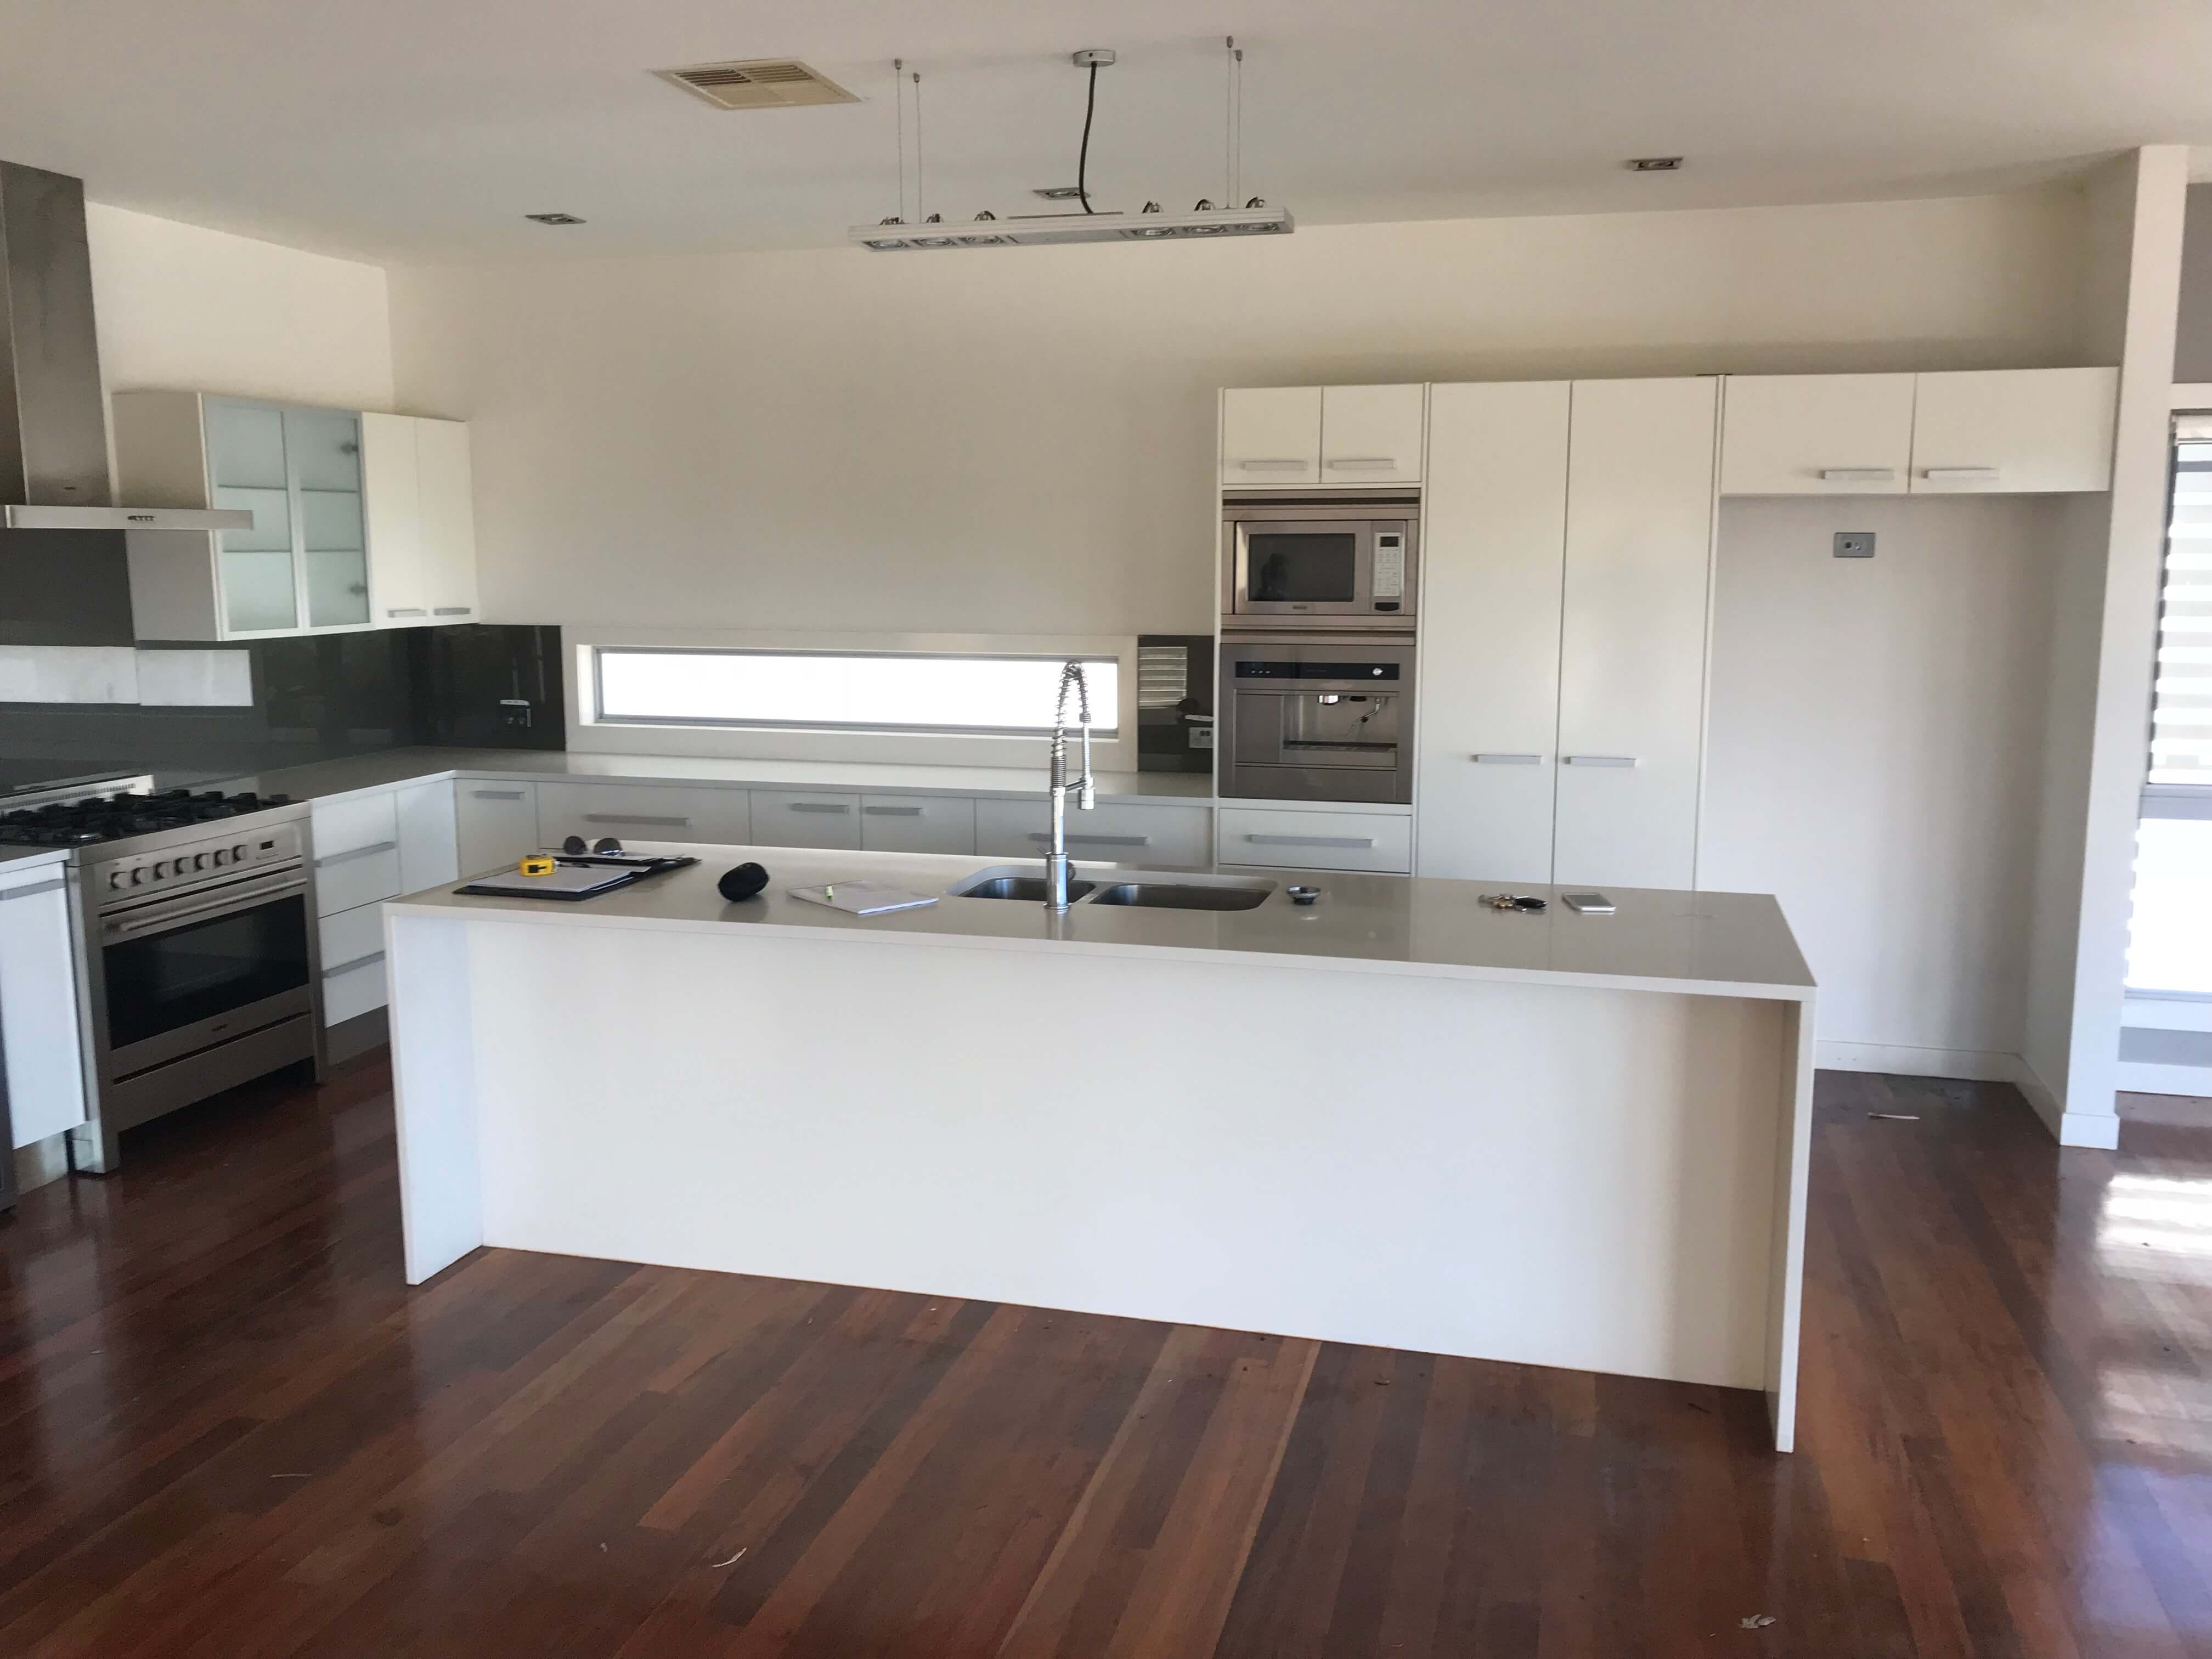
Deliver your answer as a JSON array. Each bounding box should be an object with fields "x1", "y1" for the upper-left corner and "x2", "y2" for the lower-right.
[{"x1": 653, "y1": 60, "x2": 860, "y2": 110}]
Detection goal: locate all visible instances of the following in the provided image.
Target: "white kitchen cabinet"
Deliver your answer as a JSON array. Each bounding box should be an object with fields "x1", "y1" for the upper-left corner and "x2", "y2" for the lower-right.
[
  {"x1": 535, "y1": 781, "x2": 750, "y2": 848},
  {"x1": 1718, "y1": 374, "x2": 1915, "y2": 495},
  {"x1": 1220, "y1": 387, "x2": 1322, "y2": 486},
  {"x1": 397, "y1": 780, "x2": 461, "y2": 893},
  {"x1": 311, "y1": 792, "x2": 401, "y2": 916},
  {"x1": 1218, "y1": 805, "x2": 1413, "y2": 874},
  {"x1": 1553, "y1": 377, "x2": 1718, "y2": 891},
  {"x1": 1909, "y1": 368, "x2": 2118, "y2": 493},
  {"x1": 859, "y1": 794, "x2": 976, "y2": 855},
  {"x1": 975, "y1": 799, "x2": 1211, "y2": 868},
  {"x1": 368, "y1": 414, "x2": 481, "y2": 627},
  {"x1": 1416, "y1": 381, "x2": 1571, "y2": 883},
  {"x1": 319, "y1": 900, "x2": 388, "y2": 1027},
  {"x1": 751, "y1": 790, "x2": 862, "y2": 850},
  {"x1": 1320, "y1": 385, "x2": 1425, "y2": 485},
  {"x1": 0, "y1": 863, "x2": 86, "y2": 1147},
  {"x1": 456, "y1": 782, "x2": 540, "y2": 877}
]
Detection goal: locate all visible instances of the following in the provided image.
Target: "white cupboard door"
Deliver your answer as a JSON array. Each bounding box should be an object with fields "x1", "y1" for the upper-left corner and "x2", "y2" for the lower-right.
[
  {"x1": 1321, "y1": 385, "x2": 1425, "y2": 485},
  {"x1": 1554, "y1": 377, "x2": 1718, "y2": 891},
  {"x1": 1718, "y1": 374, "x2": 1913, "y2": 495},
  {"x1": 415, "y1": 419, "x2": 481, "y2": 622},
  {"x1": 0, "y1": 870, "x2": 87, "y2": 1146},
  {"x1": 396, "y1": 779, "x2": 461, "y2": 893},
  {"x1": 362, "y1": 413, "x2": 428, "y2": 627},
  {"x1": 751, "y1": 790, "x2": 862, "y2": 849},
  {"x1": 1416, "y1": 382, "x2": 1570, "y2": 883},
  {"x1": 1221, "y1": 387, "x2": 1321, "y2": 486},
  {"x1": 456, "y1": 783, "x2": 540, "y2": 877},
  {"x1": 859, "y1": 794, "x2": 976, "y2": 854},
  {"x1": 1910, "y1": 368, "x2": 2118, "y2": 493}
]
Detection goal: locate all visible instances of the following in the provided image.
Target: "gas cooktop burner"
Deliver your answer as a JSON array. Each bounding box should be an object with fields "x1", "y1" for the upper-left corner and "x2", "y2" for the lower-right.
[{"x1": 0, "y1": 787, "x2": 296, "y2": 848}]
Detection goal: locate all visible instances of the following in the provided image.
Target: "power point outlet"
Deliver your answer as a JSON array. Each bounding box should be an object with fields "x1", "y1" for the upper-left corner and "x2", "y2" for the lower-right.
[
  {"x1": 499, "y1": 697, "x2": 533, "y2": 729},
  {"x1": 1833, "y1": 532, "x2": 1876, "y2": 560}
]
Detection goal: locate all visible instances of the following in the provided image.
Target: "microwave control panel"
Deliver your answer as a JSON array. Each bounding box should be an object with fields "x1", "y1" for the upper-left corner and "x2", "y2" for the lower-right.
[{"x1": 1372, "y1": 532, "x2": 1406, "y2": 601}]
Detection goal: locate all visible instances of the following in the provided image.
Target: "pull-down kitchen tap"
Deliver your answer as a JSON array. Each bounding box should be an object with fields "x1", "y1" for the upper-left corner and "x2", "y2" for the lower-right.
[{"x1": 1045, "y1": 661, "x2": 1096, "y2": 910}]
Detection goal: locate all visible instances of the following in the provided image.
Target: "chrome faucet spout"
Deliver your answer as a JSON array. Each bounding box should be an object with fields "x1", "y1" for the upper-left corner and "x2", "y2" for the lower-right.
[{"x1": 1044, "y1": 661, "x2": 1096, "y2": 911}]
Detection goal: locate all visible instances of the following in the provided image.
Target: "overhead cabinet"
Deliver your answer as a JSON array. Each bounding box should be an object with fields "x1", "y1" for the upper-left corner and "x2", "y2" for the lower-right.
[
  {"x1": 112, "y1": 391, "x2": 479, "y2": 641},
  {"x1": 362, "y1": 414, "x2": 481, "y2": 627},
  {"x1": 1220, "y1": 384, "x2": 1425, "y2": 487},
  {"x1": 1718, "y1": 366, "x2": 2118, "y2": 496}
]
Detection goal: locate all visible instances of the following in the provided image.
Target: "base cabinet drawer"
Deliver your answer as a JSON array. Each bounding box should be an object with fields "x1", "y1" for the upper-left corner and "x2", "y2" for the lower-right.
[
  {"x1": 456, "y1": 782, "x2": 540, "y2": 877},
  {"x1": 860, "y1": 794, "x2": 975, "y2": 854},
  {"x1": 974, "y1": 799, "x2": 1211, "y2": 867},
  {"x1": 311, "y1": 792, "x2": 401, "y2": 915},
  {"x1": 319, "y1": 901, "x2": 388, "y2": 1026},
  {"x1": 1218, "y1": 806, "x2": 1413, "y2": 873},
  {"x1": 752, "y1": 790, "x2": 862, "y2": 850},
  {"x1": 536, "y1": 781, "x2": 750, "y2": 849}
]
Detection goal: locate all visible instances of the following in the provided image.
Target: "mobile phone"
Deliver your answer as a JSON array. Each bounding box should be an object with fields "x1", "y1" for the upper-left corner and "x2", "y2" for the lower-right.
[{"x1": 1561, "y1": 891, "x2": 1615, "y2": 915}]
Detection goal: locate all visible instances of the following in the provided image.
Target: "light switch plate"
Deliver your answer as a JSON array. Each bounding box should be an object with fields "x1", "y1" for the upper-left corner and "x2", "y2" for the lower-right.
[{"x1": 1833, "y1": 532, "x2": 1876, "y2": 559}]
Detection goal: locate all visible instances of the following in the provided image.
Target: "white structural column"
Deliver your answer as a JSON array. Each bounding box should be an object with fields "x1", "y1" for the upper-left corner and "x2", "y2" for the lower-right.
[{"x1": 2023, "y1": 145, "x2": 2188, "y2": 1148}]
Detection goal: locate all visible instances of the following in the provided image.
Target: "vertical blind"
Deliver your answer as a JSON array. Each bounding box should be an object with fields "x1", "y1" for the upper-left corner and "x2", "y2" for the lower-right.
[{"x1": 2156, "y1": 419, "x2": 2212, "y2": 787}]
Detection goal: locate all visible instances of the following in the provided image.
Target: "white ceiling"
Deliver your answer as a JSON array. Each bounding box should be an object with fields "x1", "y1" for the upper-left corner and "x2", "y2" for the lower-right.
[{"x1": 5, "y1": 0, "x2": 2211, "y2": 264}]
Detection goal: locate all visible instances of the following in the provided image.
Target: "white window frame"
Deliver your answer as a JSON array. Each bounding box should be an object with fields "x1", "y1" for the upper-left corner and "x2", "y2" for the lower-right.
[{"x1": 566, "y1": 628, "x2": 1142, "y2": 771}]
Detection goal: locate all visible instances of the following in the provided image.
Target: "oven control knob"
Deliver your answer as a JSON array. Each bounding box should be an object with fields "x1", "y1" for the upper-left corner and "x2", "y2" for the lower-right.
[
  {"x1": 128, "y1": 867, "x2": 145, "y2": 886},
  {"x1": 234, "y1": 844, "x2": 249, "y2": 862},
  {"x1": 191, "y1": 853, "x2": 208, "y2": 871},
  {"x1": 109, "y1": 869, "x2": 125, "y2": 891},
  {"x1": 211, "y1": 848, "x2": 227, "y2": 866}
]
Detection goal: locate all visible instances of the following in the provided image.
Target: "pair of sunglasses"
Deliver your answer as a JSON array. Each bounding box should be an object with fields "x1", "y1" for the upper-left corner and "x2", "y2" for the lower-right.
[{"x1": 560, "y1": 834, "x2": 627, "y2": 856}]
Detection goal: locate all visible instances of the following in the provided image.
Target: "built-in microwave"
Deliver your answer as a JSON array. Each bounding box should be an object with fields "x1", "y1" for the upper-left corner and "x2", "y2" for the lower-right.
[{"x1": 1221, "y1": 491, "x2": 1418, "y2": 629}]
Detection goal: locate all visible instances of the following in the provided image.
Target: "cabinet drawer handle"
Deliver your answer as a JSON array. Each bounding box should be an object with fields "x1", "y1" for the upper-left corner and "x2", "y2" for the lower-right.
[
  {"x1": 315, "y1": 840, "x2": 397, "y2": 868},
  {"x1": 1562, "y1": 755, "x2": 1639, "y2": 768},
  {"x1": 1922, "y1": 467, "x2": 2000, "y2": 483},
  {"x1": 0, "y1": 878, "x2": 64, "y2": 901},
  {"x1": 1244, "y1": 833, "x2": 1375, "y2": 849},
  {"x1": 1023, "y1": 832, "x2": 1149, "y2": 848},
  {"x1": 321, "y1": 950, "x2": 386, "y2": 979},
  {"x1": 1472, "y1": 753, "x2": 1543, "y2": 765},
  {"x1": 471, "y1": 789, "x2": 527, "y2": 800},
  {"x1": 1325, "y1": 457, "x2": 1398, "y2": 470},
  {"x1": 1817, "y1": 467, "x2": 1897, "y2": 483},
  {"x1": 584, "y1": 812, "x2": 690, "y2": 827},
  {"x1": 787, "y1": 802, "x2": 851, "y2": 814},
  {"x1": 433, "y1": 606, "x2": 473, "y2": 617},
  {"x1": 385, "y1": 607, "x2": 427, "y2": 618},
  {"x1": 1233, "y1": 459, "x2": 1310, "y2": 471},
  {"x1": 863, "y1": 805, "x2": 925, "y2": 816}
]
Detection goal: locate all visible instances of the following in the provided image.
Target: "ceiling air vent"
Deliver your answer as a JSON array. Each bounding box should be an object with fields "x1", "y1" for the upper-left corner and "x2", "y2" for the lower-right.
[{"x1": 654, "y1": 59, "x2": 860, "y2": 111}]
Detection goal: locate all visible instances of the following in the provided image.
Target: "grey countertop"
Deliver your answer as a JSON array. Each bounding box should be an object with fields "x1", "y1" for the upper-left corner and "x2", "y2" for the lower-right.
[
  {"x1": 387, "y1": 843, "x2": 1816, "y2": 1001},
  {"x1": 219, "y1": 747, "x2": 1217, "y2": 808}
]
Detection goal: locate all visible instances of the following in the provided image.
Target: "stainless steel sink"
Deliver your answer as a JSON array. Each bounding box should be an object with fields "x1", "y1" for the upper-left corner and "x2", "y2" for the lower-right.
[
  {"x1": 953, "y1": 875, "x2": 1097, "y2": 902},
  {"x1": 1089, "y1": 881, "x2": 1273, "y2": 912}
]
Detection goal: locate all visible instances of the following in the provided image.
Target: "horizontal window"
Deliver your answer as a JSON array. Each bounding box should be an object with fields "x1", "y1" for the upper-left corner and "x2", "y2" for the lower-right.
[{"x1": 591, "y1": 648, "x2": 1120, "y2": 737}]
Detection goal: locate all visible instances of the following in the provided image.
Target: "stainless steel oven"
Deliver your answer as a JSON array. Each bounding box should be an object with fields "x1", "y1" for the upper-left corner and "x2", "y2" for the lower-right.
[
  {"x1": 69, "y1": 815, "x2": 324, "y2": 1172},
  {"x1": 1221, "y1": 491, "x2": 1418, "y2": 629},
  {"x1": 1218, "y1": 636, "x2": 1415, "y2": 804}
]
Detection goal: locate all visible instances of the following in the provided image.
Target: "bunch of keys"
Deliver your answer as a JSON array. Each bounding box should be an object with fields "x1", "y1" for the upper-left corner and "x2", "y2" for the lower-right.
[{"x1": 1479, "y1": 892, "x2": 1547, "y2": 912}]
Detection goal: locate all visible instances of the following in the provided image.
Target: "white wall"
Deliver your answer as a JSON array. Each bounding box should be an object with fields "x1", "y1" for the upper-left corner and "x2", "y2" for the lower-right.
[
  {"x1": 85, "y1": 201, "x2": 393, "y2": 410},
  {"x1": 1703, "y1": 498, "x2": 2064, "y2": 1073},
  {"x1": 389, "y1": 189, "x2": 2089, "y2": 636}
]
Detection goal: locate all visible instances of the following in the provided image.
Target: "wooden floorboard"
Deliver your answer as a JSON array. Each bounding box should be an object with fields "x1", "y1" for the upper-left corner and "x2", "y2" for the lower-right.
[{"x1": 1, "y1": 1055, "x2": 2206, "y2": 1657}]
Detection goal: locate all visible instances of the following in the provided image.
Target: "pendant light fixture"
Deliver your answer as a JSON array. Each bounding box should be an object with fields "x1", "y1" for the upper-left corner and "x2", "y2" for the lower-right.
[{"x1": 851, "y1": 39, "x2": 1294, "y2": 251}]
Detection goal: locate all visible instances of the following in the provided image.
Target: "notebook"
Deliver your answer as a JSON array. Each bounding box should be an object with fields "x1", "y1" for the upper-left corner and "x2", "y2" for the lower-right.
[{"x1": 788, "y1": 881, "x2": 940, "y2": 917}]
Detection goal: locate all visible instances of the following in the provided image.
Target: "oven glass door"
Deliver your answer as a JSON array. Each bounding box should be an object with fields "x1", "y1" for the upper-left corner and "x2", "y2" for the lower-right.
[
  {"x1": 103, "y1": 893, "x2": 312, "y2": 1053},
  {"x1": 1237, "y1": 523, "x2": 1372, "y2": 612}
]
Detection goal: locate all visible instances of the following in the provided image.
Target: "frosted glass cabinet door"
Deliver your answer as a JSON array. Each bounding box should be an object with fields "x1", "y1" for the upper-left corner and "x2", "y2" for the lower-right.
[
  {"x1": 289, "y1": 409, "x2": 370, "y2": 628},
  {"x1": 208, "y1": 402, "x2": 300, "y2": 634}
]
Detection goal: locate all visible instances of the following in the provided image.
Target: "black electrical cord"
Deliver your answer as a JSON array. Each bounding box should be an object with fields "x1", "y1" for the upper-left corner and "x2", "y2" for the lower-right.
[{"x1": 1077, "y1": 61, "x2": 1098, "y2": 213}]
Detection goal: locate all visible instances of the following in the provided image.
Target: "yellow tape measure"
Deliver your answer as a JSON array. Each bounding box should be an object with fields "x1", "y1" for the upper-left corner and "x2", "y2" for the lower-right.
[{"x1": 518, "y1": 855, "x2": 556, "y2": 876}]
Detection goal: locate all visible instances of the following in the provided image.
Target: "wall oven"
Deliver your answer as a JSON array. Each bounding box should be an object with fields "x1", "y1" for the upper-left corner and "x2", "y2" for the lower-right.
[
  {"x1": 1221, "y1": 492, "x2": 1418, "y2": 629},
  {"x1": 1218, "y1": 636, "x2": 1415, "y2": 805}
]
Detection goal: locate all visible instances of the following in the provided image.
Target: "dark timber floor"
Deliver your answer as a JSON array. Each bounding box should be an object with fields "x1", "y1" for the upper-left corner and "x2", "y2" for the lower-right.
[{"x1": 1, "y1": 1057, "x2": 2206, "y2": 1657}]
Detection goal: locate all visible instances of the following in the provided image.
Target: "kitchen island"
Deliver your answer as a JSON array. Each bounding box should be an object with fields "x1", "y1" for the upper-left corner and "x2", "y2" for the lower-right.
[{"x1": 383, "y1": 847, "x2": 1818, "y2": 1447}]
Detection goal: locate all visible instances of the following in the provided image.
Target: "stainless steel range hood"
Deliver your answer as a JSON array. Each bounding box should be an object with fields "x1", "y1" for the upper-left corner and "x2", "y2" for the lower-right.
[{"x1": 0, "y1": 162, "x2": 246, "y2": 533}]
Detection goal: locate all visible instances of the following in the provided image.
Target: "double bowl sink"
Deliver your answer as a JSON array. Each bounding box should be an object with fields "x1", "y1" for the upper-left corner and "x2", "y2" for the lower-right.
[{"x1": 948, "y1": 867, "x2": 1276, "y2": 912}]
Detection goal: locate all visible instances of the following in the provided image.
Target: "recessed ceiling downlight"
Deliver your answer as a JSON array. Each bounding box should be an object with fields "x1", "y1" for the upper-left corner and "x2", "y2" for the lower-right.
[
  {"x1": 524, "y1": 212, "x2": 586, "y2": 225},
  {"x1": 1626, "y1": 156, "x2": 1684, "y2": 172},
  {"x1": 654, "y1": 59, "x2": 860, "y2": 110}
]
